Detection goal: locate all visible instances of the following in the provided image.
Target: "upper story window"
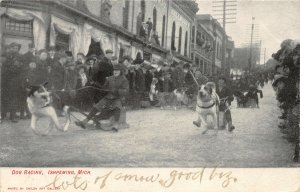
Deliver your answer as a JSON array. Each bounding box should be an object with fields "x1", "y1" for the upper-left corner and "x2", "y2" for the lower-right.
[
  {"x1": 184, "y1": 31, "x2": 188, "y2": 56},
  {"x1": 178, "y1": 27, "x2": 182, "y2": 53},
  {"x1": 3, "y1": 16, "x2": 33, "y2": 38},
  {"x1": 141, "y1": 0, "x2": 146, "y2": 22},
  {"x1": 171, "y1": 21, "x2": 176, "y2": 51},
  {"x1": 161, "y1": 15, "x2": 166, "y2": 47},
  {"x1": 153, "y1": 7, "x2": 157, "y2": 32},
  {"x1": 123, "y1": 0, "x2": 130, "y2": 29},
  {"x1": 191, "y1": 26, "x2": 195, "y2": 42}
]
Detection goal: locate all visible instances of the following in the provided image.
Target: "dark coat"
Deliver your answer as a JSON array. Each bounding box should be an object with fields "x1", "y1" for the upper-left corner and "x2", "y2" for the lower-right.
[
  {"x1": 22, "y1": 51, "x2": 36, "y2": 65},
  {"x1": 135, "y1": 68, "x2": 145, "y2": 92},
  {"x1": 52, "y1": 61, "x2": 65, "y2": 90},
  {"x1": 45, "y1": 69, "x2": 56, "y2": 90},
  {"x1": 6, "y1": 60, "x2": 23, "y2": 110},
  {"x1": 217, "y1": 86, "x2": 234, "y2": 111},
  {"x1": 171, "y1": 67, "x2": 184, "y2": 89},
  {"x1": 126, "y1": 69, "x2": 136, "y2": 92},
  {"x1": 94, "y1": 75, "x2": 129, "y2": 110},
  {"x1": 145, "y1": 70, "x2": 153, "y2": 92},
  {"x1": 184, "y1": 71, "x2": 195, "y2": 86},
  {"x1": 154, "y1": 69, "x2": 164, "y2": 92},
  {"x1": 64, "y1": 68, "x2": 78, "y2": 90},
  {"x1": 96, "y1": 57, "x2": 113, "y2": 85},
  {"x1": 47, "y1": 56, "x2": 59, "y2": 67}
]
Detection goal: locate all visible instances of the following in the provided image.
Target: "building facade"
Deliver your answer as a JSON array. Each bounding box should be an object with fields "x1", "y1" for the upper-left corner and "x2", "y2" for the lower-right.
[
  {"x1": 0, "y1": 0, "x2": 198, "y2": 65},
  {"x1": 191, "y1": 18, "x2": 214, "y2": 76},
  {"x1": 196, "y1": 14, "x2": 228, "y2": 75}
]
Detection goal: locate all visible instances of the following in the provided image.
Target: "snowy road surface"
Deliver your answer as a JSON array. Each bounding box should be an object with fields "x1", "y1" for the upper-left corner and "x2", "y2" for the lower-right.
[{"x1": 0, "y1": 83, "x2": 297, "y2": 167}]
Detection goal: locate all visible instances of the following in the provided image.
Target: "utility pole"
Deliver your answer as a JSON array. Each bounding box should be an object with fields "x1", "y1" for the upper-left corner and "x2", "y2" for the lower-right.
[
  {"x1": 249, "y1": 17, "x2": 255, "y2": 73},
  {"x1": 264, "y1": 48, "x2": 266, "y2": 67},
  {"x1": 212, "y1": 0, "x2": 237, "y2": 76}
]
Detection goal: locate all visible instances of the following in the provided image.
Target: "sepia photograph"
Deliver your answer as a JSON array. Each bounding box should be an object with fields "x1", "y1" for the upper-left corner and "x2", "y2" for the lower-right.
[{"x1": 0, "y1": 0, "x2": 299, "y2": 170}]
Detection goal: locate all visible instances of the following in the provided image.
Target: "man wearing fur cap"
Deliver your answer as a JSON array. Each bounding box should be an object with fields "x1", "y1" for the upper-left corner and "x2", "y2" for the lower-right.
[{"x1": 75, "y1": 64, "x2": 129, "y2": 131}]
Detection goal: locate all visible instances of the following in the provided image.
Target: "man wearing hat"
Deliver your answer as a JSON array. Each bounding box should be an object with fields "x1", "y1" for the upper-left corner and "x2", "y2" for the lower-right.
[
  {"x1": 1, "y1": 43, "x2": 21, "y2": 121},
  {"x1": 75, "y1": 52, "x2": 86, "y2": 68},
  {"x1": 85, "y1": 54, "x2": 98, "y2": 85},
  {"x1": 75, "y1": 64, "x2": 129, "y2": 131},
  {"x1": 52, "y1": 54, "x2": 67, "y2": 90},
  {"x1": 170, "y1": 61, "x2": 184, "y2": 89},
  {"x1": 95, "y1": 49, "x2": 114, "y2": 86},
  {"x1": 65, "y1": 51, "x2": 73, "y2": 62}
]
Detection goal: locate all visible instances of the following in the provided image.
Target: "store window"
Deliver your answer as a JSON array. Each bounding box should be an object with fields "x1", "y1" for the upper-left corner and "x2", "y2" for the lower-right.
[
  {"x1": 141, "y1": 0, "x2": 146, "y2": 22},
  {"x1": 191, "y1": 26, "x2": 195, "y2": 42},
  {"x1": 123, "y1": 0, "x2": 130, "y2": 29},
  {"x1": 2, "y1": 15, "x2": 33, "y2": 54},
  {"x1": 86, "y1": 38, "x2": 104, "y2": 57},
  {"x1": 55, "y1": 32, "x2": 70, "y2": 51},
  {"x1": 184, "y1": 31, "x2": 188, "y2": 56}
]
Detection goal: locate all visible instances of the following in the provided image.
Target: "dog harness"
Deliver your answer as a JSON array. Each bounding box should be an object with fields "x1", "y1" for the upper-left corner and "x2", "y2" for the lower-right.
[{"x1": 197, "y1": 102, "x2": 216, "y2": 109}]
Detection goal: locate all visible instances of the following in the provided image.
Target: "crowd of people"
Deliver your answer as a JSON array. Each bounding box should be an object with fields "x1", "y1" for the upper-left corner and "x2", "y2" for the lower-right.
[
  {"x1": 0, "y1": 41, "x2": 216, "y2": 124},
  {"x1": 270, "y1": 39, "x2": 300, "y2": 161}
]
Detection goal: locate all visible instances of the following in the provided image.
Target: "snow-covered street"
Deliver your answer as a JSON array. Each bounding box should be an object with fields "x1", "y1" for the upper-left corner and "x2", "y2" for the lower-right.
[{"x1": 0, "y1": 83, "x2": 297, "y2": 167}]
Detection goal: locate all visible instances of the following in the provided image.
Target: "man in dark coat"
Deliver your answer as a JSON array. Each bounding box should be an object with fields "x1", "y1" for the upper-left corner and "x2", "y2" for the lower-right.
[
  {"x1": 22, "y1": 43, "x2": 36, "y2": 66},
  {"x1": 171, "y1": 62, "x2": 184, "y2": 90},
  {"x1": 52, "y1": 55, "x2": 67, "y2": 90},
  {"x1": 47, "y1": 46, "x2": 58, "y2": 66},
  {"x1": 183, "y1": 63, "x2": 196, "y2": 98},
  {"x1": 217, "y1": 77, "x2": 235, "y2": 132},
  {"x1": 95, "y1": 49, "x2": 114, "y2": 86},
  {"x1": 7, "y1": 52, "x2": 23, "y2": 122},
  {"x1": 75, "y1": 64, "x2": 129, "y2": 131},
  {"x1": 75, "y1": 52, "x2": 86, "y2": 68},
  {"x1": 85, "y1": 55, "x2": 98, "y2": 83},
  {"x1": 1, "y1": 45, "x2": 13, "y2": 120}
]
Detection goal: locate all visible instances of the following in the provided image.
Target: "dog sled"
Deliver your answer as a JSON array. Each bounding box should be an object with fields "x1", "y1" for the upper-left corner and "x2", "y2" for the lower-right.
[
  {"x1": 28, "y1": 83, "x2": 128, "y2": 136},
  {"x1": 234, "y1": 89, "x2": 263, "y2": 108}
]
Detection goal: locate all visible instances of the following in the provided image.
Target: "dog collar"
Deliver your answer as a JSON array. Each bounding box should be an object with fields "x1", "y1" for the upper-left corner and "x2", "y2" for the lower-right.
[{"x1": 197, "y1": 102, "x2": 215, "y2": 109}]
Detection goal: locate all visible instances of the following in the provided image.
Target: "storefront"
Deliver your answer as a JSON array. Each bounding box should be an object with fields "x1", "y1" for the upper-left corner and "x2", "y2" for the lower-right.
[
  {"x1": 82, "y1": 23, "x2": 115, "y2": 57},
  {"x1": 1, "y1": 7, "x2": 47, "y2": 54}
]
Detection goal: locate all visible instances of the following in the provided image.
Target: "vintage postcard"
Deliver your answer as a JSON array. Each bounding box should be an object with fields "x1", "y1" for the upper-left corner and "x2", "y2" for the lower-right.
[{"x1": 0, "y1": 0, "x2": 299, "y2": 191}]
